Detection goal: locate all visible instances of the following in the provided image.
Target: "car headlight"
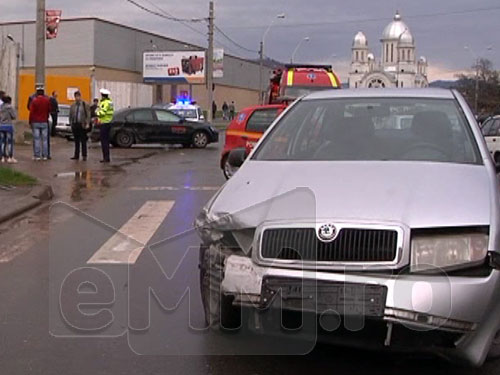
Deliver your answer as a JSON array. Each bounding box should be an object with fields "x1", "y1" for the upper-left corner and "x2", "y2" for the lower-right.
[{"x1": 411, "y1": 231, "x2": 488, "y2": 273}]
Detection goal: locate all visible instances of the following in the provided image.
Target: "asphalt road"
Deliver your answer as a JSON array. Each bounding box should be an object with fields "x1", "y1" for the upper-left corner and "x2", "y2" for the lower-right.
[{"x1": 0, "y1": 138, "x2": 498, "y2": 375}]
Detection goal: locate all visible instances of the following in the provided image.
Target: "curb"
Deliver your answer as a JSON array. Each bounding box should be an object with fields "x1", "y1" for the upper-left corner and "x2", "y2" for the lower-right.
[{"x1": 0, "y1": 184, "x2": 53, "y2": 225}]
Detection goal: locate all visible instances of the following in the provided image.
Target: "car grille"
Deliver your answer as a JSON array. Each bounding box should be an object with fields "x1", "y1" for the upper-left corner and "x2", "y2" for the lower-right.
[{"x1": 260, "y1": 228, "x2": 398, "y2": 262}]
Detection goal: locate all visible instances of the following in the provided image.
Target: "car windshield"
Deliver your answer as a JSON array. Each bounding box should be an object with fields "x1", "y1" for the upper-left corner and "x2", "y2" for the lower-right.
[
  {"x1": 59, "y1": 106, "x2": 70, "y2": 117},
  {"x1": 253, "y1": 97, "x2": 482, "y2": 164},
  {"x1": 171, "y1": 109, "x2": 197, "y2": 119}
]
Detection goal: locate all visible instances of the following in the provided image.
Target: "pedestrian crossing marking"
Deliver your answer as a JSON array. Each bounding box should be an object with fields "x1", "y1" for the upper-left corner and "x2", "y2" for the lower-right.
[{"x1": 87, "y1": 200, "x2": 174, "y2": 264}]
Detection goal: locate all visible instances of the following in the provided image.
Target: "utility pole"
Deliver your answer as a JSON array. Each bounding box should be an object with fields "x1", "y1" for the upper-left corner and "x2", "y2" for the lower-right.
[
  {"x1": 35, "y1": 0, "x2": 45, "y2": 90},
  {"x1": 206, "y1": 1, "x2": 214, "y2": 123},
  {"x1": 259, "y1": 41, "x2": 263, "y2": 104}
]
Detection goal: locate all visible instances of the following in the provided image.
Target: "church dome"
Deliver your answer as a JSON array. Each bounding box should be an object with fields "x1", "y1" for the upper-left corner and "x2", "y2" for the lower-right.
[
  {"x1": 398, "y1": 29, "x2": 414, "y2": 46},
  {"x1": 382, "y1": 11, "x2": 412, "y2": 41},
  {"x1": 353, "y1": 31, "x2": 368, "y2": 47},
  {"x1": 367, "y1": 53, "x2": 375, "y2": 61}
]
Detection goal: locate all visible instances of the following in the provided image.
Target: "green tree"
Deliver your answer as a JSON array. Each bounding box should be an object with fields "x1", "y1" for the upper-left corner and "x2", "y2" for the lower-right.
[{"x1": 456, "y1": 58, "x2": 500, "y2": 115}]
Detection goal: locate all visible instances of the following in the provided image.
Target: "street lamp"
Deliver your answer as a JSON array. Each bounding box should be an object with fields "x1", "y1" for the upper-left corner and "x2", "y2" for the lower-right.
[
  {"x1": 464, "y1": 45, "x2": 493, "y2": 113},
  {"x1": 291, "y1": 37, "x2": 310, "y2": 63},
  {"x1": 5, "y1": 35, "x2": 21, "y2": 113},
  {"x1": 259, "y1": 13, "x2": 285, "y2": 104}
]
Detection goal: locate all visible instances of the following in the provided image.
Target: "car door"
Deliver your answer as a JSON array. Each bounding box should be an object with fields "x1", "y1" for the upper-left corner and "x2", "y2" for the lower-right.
[
  {"x1": 244, "y1": 107, "x2": 281, "y2": 150},
  {"x1": 154, "y1": 109, "x2": 188, "y2": 142},
  {"x1": 126, "y1": 109, "x2": 156, "y2": 142}
]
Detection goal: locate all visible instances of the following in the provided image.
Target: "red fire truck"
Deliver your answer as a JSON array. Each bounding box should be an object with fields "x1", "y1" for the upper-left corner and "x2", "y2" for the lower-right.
[{"x1": 268, "y1": 64, "x2": 342, "y2": 104}]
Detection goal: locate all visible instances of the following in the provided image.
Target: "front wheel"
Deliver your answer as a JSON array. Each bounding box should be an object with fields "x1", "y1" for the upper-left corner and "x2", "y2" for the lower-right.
[
  {"x1": 115, "y1": 131, "x2": 134, "y2": 148},
  {"x1": 222, "y1": 154, "x2": 238, "y2": 179},
  {"x1": 192, "y1": 131, "x2": 208, "y2": 149},
  {"x1": 200, "y1": 246, "x2": 241, "y2": 330}
]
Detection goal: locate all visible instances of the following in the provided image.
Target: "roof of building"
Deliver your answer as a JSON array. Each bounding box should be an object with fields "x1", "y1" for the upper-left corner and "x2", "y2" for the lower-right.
[
  {"x1": 381, "y1": 11, "x2": 413, "y2": 41},
  {"x1": 0, "y1": 17, "x2": 262, "y2": 67},
  {"x1": 353, "y1": 31, "x2": 368, "y2": 48}
]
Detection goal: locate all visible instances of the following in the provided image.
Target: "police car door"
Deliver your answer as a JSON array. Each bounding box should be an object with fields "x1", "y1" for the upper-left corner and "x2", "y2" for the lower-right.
[{"x1": 154, "y1": 109, "x2": 187, "y2": 142}]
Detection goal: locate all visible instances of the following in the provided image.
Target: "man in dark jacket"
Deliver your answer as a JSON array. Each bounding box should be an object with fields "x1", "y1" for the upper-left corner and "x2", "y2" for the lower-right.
[
  {"x1": 69, "y1": 91, "x2": 90, "y2": 161},
  {"x1": 49, "y1": 91, "x2": 59, "y2": 136}
]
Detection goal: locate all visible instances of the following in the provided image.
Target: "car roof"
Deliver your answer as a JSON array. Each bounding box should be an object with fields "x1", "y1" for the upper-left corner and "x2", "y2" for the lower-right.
[
  {"x1": 303, "y1": 88, "x2": 455, "y2": 100},
  {"x1": 170, "y1": 103, "x2": 200, "y2": 109},
  {"x1": 240, "y1": 104, "x2": 286, "y2": 112}
]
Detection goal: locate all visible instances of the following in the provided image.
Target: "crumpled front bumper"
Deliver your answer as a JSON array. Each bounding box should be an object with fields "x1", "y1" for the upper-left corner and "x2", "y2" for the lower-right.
[{"x1": 219, "y1": 254, "x2": 500, "y2": 365}]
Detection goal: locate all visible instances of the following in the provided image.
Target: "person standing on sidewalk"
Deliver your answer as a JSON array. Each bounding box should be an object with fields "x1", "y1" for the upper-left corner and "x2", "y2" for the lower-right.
[
  {"x1": 69, "y1": 91, "x2": 90, "y2": 161},
  {"x1": 0, "y1": 96, "x2": 17, "y2": 163},
  {"x1": 90, "y1": 98, "x2": 99, "y2": 129},
  {"x1": 96, "y1": 89, "x2": 114, "y2": 163},
  {"x1": 229, "y1": 101, "x2": 236, "y2": 120},
  {"x1": 29, "y1": 86, "x2": 52, "y2": 161},
  {"x1": 49, "y1": 91, "x2": 59, "y2": 137},
  {"x1": 222, "y1": 101, "x2": 228, "y2": 120}
]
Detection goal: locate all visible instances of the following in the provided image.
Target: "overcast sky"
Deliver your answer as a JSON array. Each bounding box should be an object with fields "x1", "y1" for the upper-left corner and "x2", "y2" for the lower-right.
[{"x1": 1, "y1": 0, "x2": 499, "y2": 81}]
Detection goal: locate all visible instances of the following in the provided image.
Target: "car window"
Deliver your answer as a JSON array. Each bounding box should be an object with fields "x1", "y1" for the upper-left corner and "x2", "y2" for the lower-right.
[
  {"x1": 246, "y1": 108, "x2": 279, "y2": 132},
  {"x1": 170, "y1": 109, "x2": 197, "y2": 119},
  {"x1": 127, "y1": 109, "x2": 154, "y2": 122},
  {"x1": 253, "y1": 98, "x2": 482, "y2": 165},
  {"x1": 481, "y1": 119, "x2": 494, "y2": 136},
  {"x1": 155, "y1": 110, "x2": 180, "y2": 122},
  {"x1": 487, "y1": 119, "x2": 500, "y2": 136}
]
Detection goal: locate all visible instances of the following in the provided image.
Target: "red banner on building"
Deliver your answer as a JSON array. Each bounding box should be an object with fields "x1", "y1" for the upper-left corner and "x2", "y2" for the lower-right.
[{"x1": 46, "y1": 10, "x2": 62, "y2": 39}]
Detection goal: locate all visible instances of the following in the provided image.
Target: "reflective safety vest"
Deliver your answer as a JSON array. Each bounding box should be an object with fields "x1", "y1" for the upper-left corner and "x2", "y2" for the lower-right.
[{"x1": 96, "y1": 98, "x2": 114, "y2": 124}]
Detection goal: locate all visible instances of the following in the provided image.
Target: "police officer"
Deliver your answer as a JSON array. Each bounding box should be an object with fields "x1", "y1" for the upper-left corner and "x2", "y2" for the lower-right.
[{"x1": 96, "y1": 88, "x2": 114, "y2": 163}]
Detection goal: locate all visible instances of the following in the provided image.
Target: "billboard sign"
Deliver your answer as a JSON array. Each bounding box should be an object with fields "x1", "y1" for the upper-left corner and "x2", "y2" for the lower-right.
[
  {"x1": 213, "y1": 48, "x2": 224, "y2": 78},
  {"x1": 143, "y1": 51, "x2": 205, "y2": 84}
]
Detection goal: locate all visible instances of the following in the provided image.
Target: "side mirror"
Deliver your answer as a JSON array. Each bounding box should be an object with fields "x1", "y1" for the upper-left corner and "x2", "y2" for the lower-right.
[{"x1": 228, "y1": 147, "x2": 247, "y2": 168}]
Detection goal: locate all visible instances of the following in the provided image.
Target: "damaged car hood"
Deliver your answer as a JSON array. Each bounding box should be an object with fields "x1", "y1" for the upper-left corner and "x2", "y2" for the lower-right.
[{"x1": 206, "y1": 160, "x2": 491, "y2": 229}]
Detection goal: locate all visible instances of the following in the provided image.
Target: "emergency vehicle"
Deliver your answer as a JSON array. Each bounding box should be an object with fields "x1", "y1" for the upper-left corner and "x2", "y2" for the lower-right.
[
  {"x1": 268, "y1": 64, "x2": 341, "y2": 104},
  {"x1": 220, "y1": 64, "x2": 341, "y2": 179},
  {"x1": 221, "y1": 104, "x2": 286, "y2": 178},
  {"x1": 153, "y1": 97, "x2": 205, "y2": 123}
]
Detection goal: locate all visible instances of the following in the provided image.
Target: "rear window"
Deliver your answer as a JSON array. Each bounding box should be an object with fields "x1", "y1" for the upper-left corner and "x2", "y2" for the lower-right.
[
  {"x1": 253, "y1": 97, "x2": 481, "y2": 165},
  {"x1": 246, "y1": 108, "x2": 279, "y2": 132}
]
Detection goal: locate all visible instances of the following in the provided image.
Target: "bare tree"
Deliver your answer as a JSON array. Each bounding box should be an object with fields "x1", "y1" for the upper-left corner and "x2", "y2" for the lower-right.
[{"x1": 456, "y1": 58, "x2": 500, "y2": 116}]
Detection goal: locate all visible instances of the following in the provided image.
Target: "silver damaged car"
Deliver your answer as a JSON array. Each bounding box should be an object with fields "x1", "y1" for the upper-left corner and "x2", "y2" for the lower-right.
[{"x1": 196, "y1": 89, "x2": 500, "y2": 366}]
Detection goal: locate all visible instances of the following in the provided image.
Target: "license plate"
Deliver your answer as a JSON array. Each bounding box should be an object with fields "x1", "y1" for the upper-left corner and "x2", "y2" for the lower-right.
[{"x1": 260, "y1": 277, "x2": 387, "y2": 317}]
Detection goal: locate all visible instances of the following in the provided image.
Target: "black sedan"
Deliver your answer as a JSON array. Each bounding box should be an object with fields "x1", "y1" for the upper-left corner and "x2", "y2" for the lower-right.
[{"x1": 90, "y1": 107, "x2": 218, "y2": 148}]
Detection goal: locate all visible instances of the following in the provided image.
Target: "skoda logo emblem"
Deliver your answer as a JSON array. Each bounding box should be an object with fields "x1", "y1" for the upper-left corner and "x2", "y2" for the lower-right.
[{"x1": 317, "y1": 224, "x2": 337, "y2": 242}]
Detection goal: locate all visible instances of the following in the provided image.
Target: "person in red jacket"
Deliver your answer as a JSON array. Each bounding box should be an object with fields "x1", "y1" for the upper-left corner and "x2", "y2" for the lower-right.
[{"x1": 29, "y1": 86, "x2": 52, "y2": 160}]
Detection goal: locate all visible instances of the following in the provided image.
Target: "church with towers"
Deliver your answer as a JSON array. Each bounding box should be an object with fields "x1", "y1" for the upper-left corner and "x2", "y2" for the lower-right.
[{"x1": 349, "y1": 11, "x2": 429, "y2": 89}]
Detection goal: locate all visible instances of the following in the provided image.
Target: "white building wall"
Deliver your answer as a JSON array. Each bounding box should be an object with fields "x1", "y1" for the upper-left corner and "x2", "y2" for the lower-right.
[{"x1": 96, "y1": 80, "x2": 153, "y2": 110}]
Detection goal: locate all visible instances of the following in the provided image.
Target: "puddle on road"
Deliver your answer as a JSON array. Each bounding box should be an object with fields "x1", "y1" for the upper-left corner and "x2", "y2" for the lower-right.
[{"x1": 55, "y1": 170, "x2": 122, "y2": 202}]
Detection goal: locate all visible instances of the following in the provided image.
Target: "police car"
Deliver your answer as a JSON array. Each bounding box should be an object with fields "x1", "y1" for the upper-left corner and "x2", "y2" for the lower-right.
[{"x1": 154, "y1": 98, "x2": 205, "y2": 123}]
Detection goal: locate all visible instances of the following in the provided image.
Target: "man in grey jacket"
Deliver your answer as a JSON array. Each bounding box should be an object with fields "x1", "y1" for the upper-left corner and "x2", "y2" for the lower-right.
[{"x1": 69, "y1": 91, "x2": 90, "y2": 161}]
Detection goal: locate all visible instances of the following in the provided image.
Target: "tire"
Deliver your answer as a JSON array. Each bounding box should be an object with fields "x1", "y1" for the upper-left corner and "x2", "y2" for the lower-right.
[
  {"x1": 192, "y1": 131, "x2": 209, "y2": 149},
  {"x1": 488, "y1": 329, "x2": 500, "y2": 360},
  {"x1": 199, "y1": 246, "x2": 241, "y2": 331},
  {"x1": 222, "y1": 154, "x2": 238, "y2": 180},
  {"x1": 115, "y1": 131, "x2": 134, "y2": 148}
]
